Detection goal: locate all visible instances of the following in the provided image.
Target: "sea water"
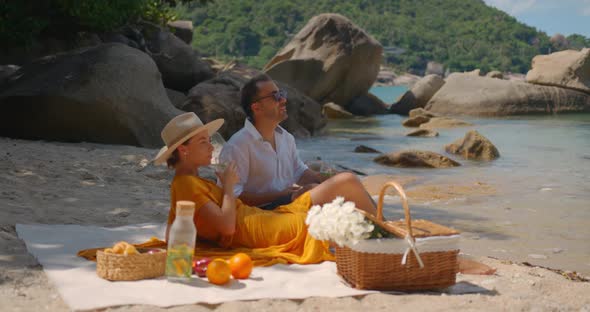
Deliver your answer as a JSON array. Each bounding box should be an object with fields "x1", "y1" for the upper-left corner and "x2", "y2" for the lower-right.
[{"x1": 297, "y1": 86, "x2": 590, "y2": 275}]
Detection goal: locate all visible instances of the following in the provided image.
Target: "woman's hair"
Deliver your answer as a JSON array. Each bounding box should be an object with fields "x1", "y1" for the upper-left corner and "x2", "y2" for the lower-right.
[
  {"x1": 241, "y1": 73, "x2": 273, "y2": 120},
  {"x1": 166, "y1": 140, "x2": 191, "y2": 168}
]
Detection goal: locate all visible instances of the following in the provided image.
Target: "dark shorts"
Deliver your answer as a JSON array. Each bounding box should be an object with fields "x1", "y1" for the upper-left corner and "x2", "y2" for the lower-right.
[{"x1": 259, "y1": 194, "x2": 293, "y2": 210}]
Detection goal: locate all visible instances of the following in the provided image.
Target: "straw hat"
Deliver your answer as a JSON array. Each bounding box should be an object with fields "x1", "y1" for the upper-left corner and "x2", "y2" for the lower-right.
[{"x1": 153, "y1": 112, "x2": 224, "y2": 165}]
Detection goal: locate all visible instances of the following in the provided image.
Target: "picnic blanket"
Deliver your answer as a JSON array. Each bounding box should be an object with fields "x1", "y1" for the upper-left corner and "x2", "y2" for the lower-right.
[{"x1": 16, "y1": 223, "x2": 375, "y2": 311}]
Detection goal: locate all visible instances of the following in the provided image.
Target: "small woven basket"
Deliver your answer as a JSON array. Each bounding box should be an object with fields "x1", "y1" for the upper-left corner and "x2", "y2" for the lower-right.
[
  {"x1": 96, "y1": 248, "x2": 166, "y2": 281},
  {"x1": 335, "y1": 181, "x2": 460, "y2": 291}
]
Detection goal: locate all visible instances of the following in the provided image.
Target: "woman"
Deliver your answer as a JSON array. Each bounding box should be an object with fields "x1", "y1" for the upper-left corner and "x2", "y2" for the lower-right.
[{"x1": 154, "y1": 112, "x2": 378, "y2": 264}]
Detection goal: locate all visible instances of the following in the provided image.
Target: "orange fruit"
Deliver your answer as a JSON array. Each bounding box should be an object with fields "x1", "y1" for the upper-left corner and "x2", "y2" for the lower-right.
[
  {"x1": 206, "y1": 259, "x2": 231, "y2": 285},
  {"x1": 228, "y1": 253, "x2": 253, "y2": 279}
]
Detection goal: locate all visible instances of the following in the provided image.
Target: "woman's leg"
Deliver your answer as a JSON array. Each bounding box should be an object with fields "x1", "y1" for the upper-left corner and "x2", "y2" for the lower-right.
[{"x1": 308, "y1": 172, "x2": 377, "y2": 215}]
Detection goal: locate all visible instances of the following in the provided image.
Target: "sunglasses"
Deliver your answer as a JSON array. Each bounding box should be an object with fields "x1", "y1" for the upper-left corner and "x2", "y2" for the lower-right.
[{"x1": 252, "y1": 89, "x2": 288, "y2": 103}]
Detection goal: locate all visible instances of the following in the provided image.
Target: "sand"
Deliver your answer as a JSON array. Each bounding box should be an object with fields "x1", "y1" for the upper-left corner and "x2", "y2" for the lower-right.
[{"x1": 1, "y1": 137, "x2": 589, "y2": 311}]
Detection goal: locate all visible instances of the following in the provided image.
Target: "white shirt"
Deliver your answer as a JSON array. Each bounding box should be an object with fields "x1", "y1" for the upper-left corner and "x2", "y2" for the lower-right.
[{"x1": 219, "y1": 119, "x2": 308, "y2": 199}]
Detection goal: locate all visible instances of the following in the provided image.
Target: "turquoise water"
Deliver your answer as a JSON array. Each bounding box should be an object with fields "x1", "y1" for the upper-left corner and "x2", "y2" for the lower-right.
[
  {"x1": 297, "y1": 87, "x2": 590, "y2": 275},
  {"x1": 369, "y1": 85, "x2": 408, "y2": 104}
]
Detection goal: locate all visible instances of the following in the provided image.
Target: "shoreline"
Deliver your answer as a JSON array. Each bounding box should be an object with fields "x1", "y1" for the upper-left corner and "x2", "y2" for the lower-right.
[{"x1": 1, "y1": 137, "x2": 589, "y2": 311}]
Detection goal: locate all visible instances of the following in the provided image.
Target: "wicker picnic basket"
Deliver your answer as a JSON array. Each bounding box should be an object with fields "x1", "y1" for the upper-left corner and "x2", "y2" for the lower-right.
[
  {"x1": 96, "y1": 248, "x2": 166, "y2": 281},
  {"x1": 335, "y1": 181, "x2": 460, "y2": 291}
]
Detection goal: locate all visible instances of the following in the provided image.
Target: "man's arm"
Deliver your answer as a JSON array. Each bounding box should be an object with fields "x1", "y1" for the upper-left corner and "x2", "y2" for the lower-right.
[
  {"x1": 297, "y1": 168, "x2": 323, "y2": 185},
  {"x1": 238, "y1": 187, "x2": 298, "y2": 207}
]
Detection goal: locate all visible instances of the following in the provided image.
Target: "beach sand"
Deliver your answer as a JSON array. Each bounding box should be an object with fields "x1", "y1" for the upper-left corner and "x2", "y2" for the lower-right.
[{"x1": 1, "y1": 137, "x2": 589, "y2": 311}]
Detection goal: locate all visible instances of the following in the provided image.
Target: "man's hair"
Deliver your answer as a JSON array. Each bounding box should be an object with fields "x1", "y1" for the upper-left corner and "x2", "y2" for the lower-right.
[{"x1": 241, "y1": 73, "x2": 273, "y2": 120}]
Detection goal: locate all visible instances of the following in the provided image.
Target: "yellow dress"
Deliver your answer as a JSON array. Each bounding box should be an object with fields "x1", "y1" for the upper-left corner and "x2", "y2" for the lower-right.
[{"x1": 167, "y1": 175, "x2": 334, "y2": 265}]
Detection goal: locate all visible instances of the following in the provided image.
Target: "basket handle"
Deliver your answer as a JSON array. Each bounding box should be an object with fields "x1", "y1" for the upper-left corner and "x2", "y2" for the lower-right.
[{"x1": 377, "y1": 181, "x2": 413, "y2": 239}]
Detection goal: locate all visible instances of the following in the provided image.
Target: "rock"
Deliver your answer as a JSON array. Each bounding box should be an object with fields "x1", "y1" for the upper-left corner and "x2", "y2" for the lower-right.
[
  {"x1": 0, "y1": 33, "x2": 102, "y2": 66},
  {"x1": 354, "y1": 145, "x2": 381, "y2": 153},
  {"x1": 166, "y1": 88, "x2": 187, "y2": 109},
  {"x1": 465, "y1": 69, "x2": 481, "y2": 76},
  {"x1": 528, "y1": 254, "x2": 548, "y2": 260},
  {"x1": 322, "y1": 102, "x2": 354, "y2": 119},
  {"x1": 374, "y1": 150, "x2": 461, "y2": 168},
  {"x1": 0, "y1": 43, "x2": 181, "y2": 147},
  {"x1": 390, "y1": 74, "x2": 445, "y2": 115},
  {"x1": 486, "y1": 71, "x2": 503, "y2": 79},
  {"x1": 402, "y1": 115, "x2": 431, "y2": 127},
  {"x1": 142, "y1": 22, "x2": 214, "y2": 92},
  {"x1": 419, "y1": 117, "x2": 473, "y2": 129},
  {"x1": 550, "y1": 33, "x2": 569, "y2": 50},
  {"x1": 526, "y1": 48, "x2": 590, "y2": 94},
  {"x1": 121, "y1": 25, "x2": 148, "y2": 51},
  {"x1": 167, "y1": 20, "x2": 194, "y2": 44},
  {"x1": 393, "y1": 73, "x2": 421, "y2": 87},
  {"x1": 425, "y1": 73, "x2": 590, "y2": 115},
  {"x1": 425, "y1": 61, "x2": 444, "y2": 76},
  {"x1": 375, "y1": 68, "x2": 396, "y2": 86},
  {"x1": 389, "y1": 91, "x2": 416, "y2": 115},
  {"x1": 264, "y1": 14, "x2": 382, "y2": 111},
  {"x1": 409, "y1": 108, "x2": 438, "y2": 119},
  {"x1": 0, "y1": 65, "x2": 20, "y2": 86},
  {"x1": 445, "y1": 130, "x2": 500, "y2": 161},
  {"x1": 347, "y1": 93, "x2": 388, "y2": 116},
  {"x1": 98, "y1": 33, "x2": 131, "y2": 46},
  {"x1": 505, "y1": 73, "x2": 526, "y2": 81},
  {"x1": 183, "y1": 63, "x2": 325, "y2": 140},
  {"x1": 406, "y1": 129, "x2": 439, "y2": 137}
]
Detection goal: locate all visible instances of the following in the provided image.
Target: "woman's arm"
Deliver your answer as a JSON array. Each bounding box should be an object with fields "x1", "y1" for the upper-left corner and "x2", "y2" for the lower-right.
[
  {"x1": 197, "y1": 190, "x2": 237, "y2": 236},
  {"x1": 199, "y1": 162, "x2": 239, "y2": 236}
]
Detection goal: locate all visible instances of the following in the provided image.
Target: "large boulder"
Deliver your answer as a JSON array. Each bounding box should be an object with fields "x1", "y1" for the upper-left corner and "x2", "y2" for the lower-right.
[
  {"x1": 322, "y1": 102, "x2": 354, "y2": 119},
  {"x1": 0, "y1": 43, "x2": 182, "y2": 147},
  {"x1": 426, "y1": 73, "x2": 590, "y2": 115},
  {"x1": 346, "y1": 92, "x2": 388, "y2": 116},
  {"x1": 425, "y1": 61, "x2": 444, "y2": 76},
  {"x1": 375, "y1": 68, "x2": 396, "y2": 86},
  {"x1": 389, "y1": 74, "x2": 445, "y2": 115},
  {"x1": 142, "y1": 22, "x2": 214, "y2": 92},
  {"x1": 182, "y1": 63, "x2": 326, "y2": 140},
  {"x1": 393, "y1": 73, "x2": 421, "y2": 87},
  {"x1": 402, "y1": 115, "x2": 430, "y2": 127},
  {"x1": 419, "y1": 117, "x2": 473, "y2": 129},
  {"x1": 526, "y1": 48, "x2": 590, "y2": 95},
  {"x1": 445, "y1": 130, "x2": 499, "y2": 161},
  {"x1": 263, "y1": 14, "x2": 382, "y2": 111},
  {"x1": 0, "y1": 33, "x2": 102, "y2": 66},
  {"x1": 166, "y1": 88, "x2": 187, "y2": 109},
  {"x1": 486, "y1": 71, "x2": 503, "y2": 79},
  {"x1": 167, "y1": 20, "x2": 194, "y2": 45},
  {"x1": 409, "y1": 108, "x2": 438, "y2": 119},
  {"x1": 374, "y1": 150, "x2": 460, "y2": 168},
  {"x1": 406, "y1": 129, "x2": 439, "y2": 137}
]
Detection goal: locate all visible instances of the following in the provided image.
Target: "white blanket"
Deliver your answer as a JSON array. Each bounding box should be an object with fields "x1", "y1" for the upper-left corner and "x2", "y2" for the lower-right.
[{"x1": 16, "y1": 223, "x2": 376, "y2": 311}]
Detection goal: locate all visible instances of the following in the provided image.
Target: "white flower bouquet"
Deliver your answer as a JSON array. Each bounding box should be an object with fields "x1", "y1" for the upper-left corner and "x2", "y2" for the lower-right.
[{"x1": 305, "y1": 197, "x2": 376, "y2": 247}]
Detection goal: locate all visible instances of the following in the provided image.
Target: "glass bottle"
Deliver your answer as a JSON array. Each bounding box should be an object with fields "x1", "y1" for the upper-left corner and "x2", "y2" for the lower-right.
[{"x1": 165, "y1": 201, "x2": 197, "y2": 281}]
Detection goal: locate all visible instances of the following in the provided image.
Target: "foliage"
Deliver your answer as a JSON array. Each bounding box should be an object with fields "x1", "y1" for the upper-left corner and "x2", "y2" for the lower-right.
[
  {"x1": 0, "y1": 0, "x2": 210, "y2": 46},
  {"x1": 566, "y1": 34, "x2": 590, "y2": 50},
  {"x1": 172, "y1": 0, "x2": 588, "y2": 74}
]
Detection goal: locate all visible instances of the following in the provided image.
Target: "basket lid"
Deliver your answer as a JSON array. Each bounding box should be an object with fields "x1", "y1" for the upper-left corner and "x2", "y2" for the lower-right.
[{"x1": 366, "y1": 181, "x2": 460, "y2": 239}]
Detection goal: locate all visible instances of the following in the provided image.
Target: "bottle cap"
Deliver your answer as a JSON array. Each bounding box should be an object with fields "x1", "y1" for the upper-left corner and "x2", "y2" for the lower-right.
[{"x1": 176, "y1": 201, "x2": 195, "y2": 216}]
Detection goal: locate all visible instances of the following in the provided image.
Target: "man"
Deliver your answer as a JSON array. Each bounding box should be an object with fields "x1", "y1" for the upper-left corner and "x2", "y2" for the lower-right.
[{"x1": 219, "y1": 74, "x2": 324, "y2": 210}]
